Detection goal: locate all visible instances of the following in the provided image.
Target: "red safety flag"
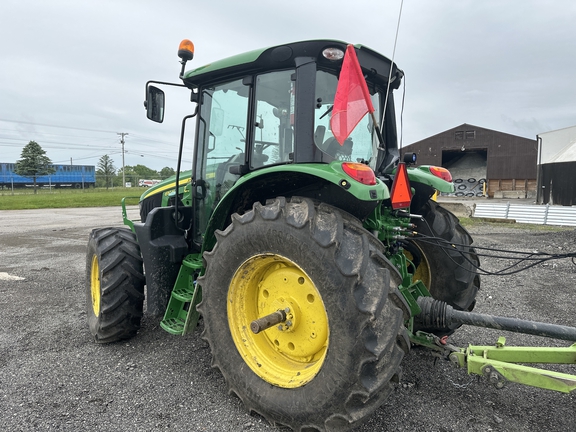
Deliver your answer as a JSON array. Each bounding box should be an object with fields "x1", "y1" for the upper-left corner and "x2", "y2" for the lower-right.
[{"x1": 330, "y1": 44, "x2": 375, "y2": 145}]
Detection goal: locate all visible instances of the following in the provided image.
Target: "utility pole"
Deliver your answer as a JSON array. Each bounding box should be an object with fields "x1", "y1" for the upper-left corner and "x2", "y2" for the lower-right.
[{"x1": 117, "y1": 132, "x2": 129, "y2": 187}]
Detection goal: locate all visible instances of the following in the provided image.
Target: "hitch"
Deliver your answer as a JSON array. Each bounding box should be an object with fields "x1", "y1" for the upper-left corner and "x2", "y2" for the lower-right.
[{"x1": 449, "y1": 338, "x2": 576, "y2": 393}]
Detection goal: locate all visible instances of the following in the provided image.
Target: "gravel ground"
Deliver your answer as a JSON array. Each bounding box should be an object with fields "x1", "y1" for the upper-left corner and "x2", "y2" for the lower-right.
[{"x1": 0, "y1": 207, "x2": 574, "y2": 431}]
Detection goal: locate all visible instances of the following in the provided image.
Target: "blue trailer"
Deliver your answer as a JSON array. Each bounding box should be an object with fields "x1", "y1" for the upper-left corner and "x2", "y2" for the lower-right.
[{"x1": 0, "y1": 162, "x2": 96, "y2": 188}]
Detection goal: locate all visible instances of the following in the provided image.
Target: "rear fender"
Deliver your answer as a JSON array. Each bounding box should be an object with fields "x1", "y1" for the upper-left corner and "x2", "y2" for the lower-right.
[
  {"x1": 201, "y1": 162, "x2": 390, "y2": 253},
  {"x1": 406, "y1": 166, "x2": 455, "y2": 194},
  {"x1": 405, "y1": 166, "x2": 455, "y2": 213}
]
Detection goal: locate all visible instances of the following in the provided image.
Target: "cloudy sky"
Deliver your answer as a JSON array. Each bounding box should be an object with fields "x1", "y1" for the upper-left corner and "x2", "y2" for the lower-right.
[{"x1": 1, "y1": 0, "x2": 575, "y2": 172}]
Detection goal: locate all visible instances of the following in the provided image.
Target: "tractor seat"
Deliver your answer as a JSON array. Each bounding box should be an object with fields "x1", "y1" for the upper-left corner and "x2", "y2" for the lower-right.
[{"x1": 322, "y1": 137, "x2": 353, "y2": 161}]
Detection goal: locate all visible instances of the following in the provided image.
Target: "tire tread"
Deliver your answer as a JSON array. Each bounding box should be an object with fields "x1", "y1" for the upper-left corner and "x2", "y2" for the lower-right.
[
  {"x1": 86, "y1": 227, "x2": 145, "y2": 343},
  {"x1": 198, "y1": 197, "x2": 409, "y2": 431}
]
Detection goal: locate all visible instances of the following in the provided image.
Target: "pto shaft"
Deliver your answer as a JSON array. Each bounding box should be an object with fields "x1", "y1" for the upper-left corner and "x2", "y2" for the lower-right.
[{"x1": 417, "y1": 296, "x2": 576, "y2": 342}]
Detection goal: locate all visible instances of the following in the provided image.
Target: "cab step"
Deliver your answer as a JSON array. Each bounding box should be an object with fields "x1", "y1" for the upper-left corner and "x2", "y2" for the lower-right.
[{"x1": 159, "y1": 255, "x2": 203, "y2": 336}]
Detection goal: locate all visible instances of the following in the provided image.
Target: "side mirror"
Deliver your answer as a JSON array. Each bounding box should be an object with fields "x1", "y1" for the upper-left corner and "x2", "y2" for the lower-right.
[{"x1": 145, "y1": 85, "x2": 165, "y2": 123}]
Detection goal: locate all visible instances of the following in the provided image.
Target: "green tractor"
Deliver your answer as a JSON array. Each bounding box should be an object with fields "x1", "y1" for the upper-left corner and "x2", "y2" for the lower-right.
[{"x1": 85, "y1": 39, "x2": 575, "y2": 431}]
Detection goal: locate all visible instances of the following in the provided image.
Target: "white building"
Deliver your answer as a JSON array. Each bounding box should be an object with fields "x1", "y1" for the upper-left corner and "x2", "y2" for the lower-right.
[{"x1": 537, "y1": 125, "x2": 576, "y2": 205}]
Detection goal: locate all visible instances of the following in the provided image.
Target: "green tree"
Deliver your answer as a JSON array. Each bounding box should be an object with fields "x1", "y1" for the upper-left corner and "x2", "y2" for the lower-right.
[
  {"x1": 97, "y1": 155, "x2": 116, "y2": 189},
  {"x1": 117, "y1": 165, "x2": 137, "y2": 186},
  {"x1": 132, "y1": 164, "x2": 159, "y2": 181},
  {"x1": 118, "y1": 164, "x2": 159, "y2": 186},
  {"x1": 160, "y1": 166, "x2": 175, "y2": 179},
  {"x1": 15, "y1": 141, "x2": 55, "y2": 194}
]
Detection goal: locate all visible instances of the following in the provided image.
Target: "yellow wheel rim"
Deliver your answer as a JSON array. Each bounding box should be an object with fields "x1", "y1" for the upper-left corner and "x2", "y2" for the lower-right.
[
  {"x1": 228, "y1": 254, "x2": 329, "y2": 388},
  {"x1": 90, "y1": 254, "x2": 101, "y2": 317},
  {"x1": 404, "y1": 245, "x2": 431, "y2": 288}
]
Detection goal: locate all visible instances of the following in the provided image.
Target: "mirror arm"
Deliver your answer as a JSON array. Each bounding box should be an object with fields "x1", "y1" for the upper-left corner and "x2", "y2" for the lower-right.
[
  {"x1": 144, "y1": 80, "x2": 187, "y2": 100},
  {"x1": 174, "y1": 109, "x2": 198, "y2": 232}
]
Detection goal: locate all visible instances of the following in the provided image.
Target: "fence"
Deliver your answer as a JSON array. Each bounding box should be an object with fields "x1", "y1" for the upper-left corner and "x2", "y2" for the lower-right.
[
  {"x1": 94, "y1": 175, "x2": 169, "y2": 188},
  {"x1": 473, "y1": 202, "x2": 576, "y2": 226}
]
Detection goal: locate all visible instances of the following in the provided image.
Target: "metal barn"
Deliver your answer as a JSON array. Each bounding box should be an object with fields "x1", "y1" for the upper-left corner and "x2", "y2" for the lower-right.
[{"x1": 400, "y1": 124, "x2": 537, "y2": 198}]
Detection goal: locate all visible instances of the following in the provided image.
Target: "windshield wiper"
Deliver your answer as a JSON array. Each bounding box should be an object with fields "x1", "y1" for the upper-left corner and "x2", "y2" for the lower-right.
[{"x1": 319, "y1": 105, "x2": 333, "y2": 120}]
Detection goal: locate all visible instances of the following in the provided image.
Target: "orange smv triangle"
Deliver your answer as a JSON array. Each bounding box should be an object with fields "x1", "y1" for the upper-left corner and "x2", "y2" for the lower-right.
[{"x1": 390, "y1": 162, "x2": 413, "y2": 209}]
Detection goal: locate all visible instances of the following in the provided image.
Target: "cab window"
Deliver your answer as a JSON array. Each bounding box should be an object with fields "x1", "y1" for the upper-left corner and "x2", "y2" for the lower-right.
[
  {"x1": 314, "y1": 70, "x2": 381, "y2": 169},
  {"x1": 251, "y1": 70, "x2": 295, "y2": 168},
  {"x1": 195, "y1": 78, "x2": 249, "y2": 239}
]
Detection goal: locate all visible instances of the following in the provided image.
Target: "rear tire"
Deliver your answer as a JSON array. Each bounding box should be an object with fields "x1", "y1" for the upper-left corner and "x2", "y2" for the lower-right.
[
  {"x1": 198, "y1": 197, "x2": 410, "y2": 431},
  {"x1": 86, "y1": 227, "x2": 145, "y2": 343},
  {"x1": 409, "y1": 200, "x2": 480, "y2": 334}
]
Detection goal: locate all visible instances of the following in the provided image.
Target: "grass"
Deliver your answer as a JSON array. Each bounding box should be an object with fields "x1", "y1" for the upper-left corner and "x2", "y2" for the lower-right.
[{"x1": 0, "y1": 187, "x2": 143, "y2": 210}]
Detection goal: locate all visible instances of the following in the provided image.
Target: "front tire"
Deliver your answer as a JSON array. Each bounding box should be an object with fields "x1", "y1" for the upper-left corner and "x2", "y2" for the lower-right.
[
  {"x1": 86, "y1": 227, "x2": 145, "y2": 343},
  {"x1": 198, "y1": 197, "x2": 410, "y2": 431}
]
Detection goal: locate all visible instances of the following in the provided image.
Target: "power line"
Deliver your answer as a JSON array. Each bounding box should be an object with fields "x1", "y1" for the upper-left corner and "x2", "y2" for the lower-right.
[
  {"x1": 51, "y1": 151, "x2": 123, "y2": 164},
  {"x1": 0, "y1": 126, "x2": 118, "y2": 142},
  {"x1": 0, "y1": 122, "x2": 180, "y2": 155},
  {"x1": 0, "y1": 117, "x2": 118, "y2": 134},
  {"x1": 0, "y1": 140, "x2": 118, "y2": 150},
  {"x1": 129, "y1": 133, "x2": 179, "y2": 146}
]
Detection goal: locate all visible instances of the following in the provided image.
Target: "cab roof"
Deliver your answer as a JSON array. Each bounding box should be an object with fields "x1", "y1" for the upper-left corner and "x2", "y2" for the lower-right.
[{"x1": 181, "y1": 39, "x2": 403, "y2": 90}]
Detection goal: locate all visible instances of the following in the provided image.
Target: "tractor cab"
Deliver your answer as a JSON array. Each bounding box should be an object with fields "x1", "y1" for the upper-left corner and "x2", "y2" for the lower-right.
[
  {"x1": 144, "y1": 40, "x2": 405, "y2": 249},
  {"x1": 136, "y1": 39, "x2": 459, "y2": 320}
]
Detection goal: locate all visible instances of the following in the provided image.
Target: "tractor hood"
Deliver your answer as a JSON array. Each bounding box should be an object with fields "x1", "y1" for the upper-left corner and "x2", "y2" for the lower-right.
[{"x1": 139, "y1": 170, "x2": 192, "y2": 202}]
